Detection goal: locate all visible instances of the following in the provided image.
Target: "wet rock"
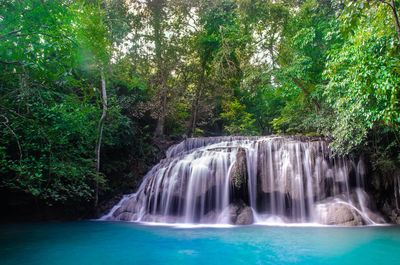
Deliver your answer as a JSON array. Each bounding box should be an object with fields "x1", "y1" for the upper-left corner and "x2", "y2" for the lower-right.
[
  {"x1": 229, "y1": 148, "x2": 249, "y2": 203},
  {"x1": 200, "y1": 211, "x2": 217, "y2": 223},
  {"x1": 328, "y1": 204, "x2": 363, "y2": 226},
  {"x1": 396, "y1": 216, "x2": 400, "y2": 224},
  {"x1": 141, "y1": 214, "x2": 180, "y2": 223},
  {"x1": 316, "y1": 202, "x2": 364, "y2": 226},
  {"x1": 366, "y1": 212, "x2": 386, "y2": 224},
  {"x1": 96, "y1": 194, "x2": 124, "y2": 218},
  {"x1": 224, "y1": 204, "x2": 240, "y2": 224},
  {"x1": 111, "y1": 207, "x2": 122, "y2": 218},
  {"x1": 122, "y1": 200, "x2": 137, "y2": 212},
  {"x1": 118, "y1": 212, "x2": 134, "y2": 221},
  {"x1": 110, "y1": 199, "x2": 137, "y2": 220},
  {"x1": 236, "y1": 206, "x2": 254, "y2": 225},
  {"x1": 387, "y1": 209, "x2": 400, "y2": 224},
  {"x1": 224, "y1": 202, "x2": 254, "y2": 225}
]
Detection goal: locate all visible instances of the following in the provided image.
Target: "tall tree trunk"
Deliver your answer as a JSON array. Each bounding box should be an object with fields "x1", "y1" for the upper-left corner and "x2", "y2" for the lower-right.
[
  {"x1": 390, "y1": 0, "x2": 400, "y2": 42},
  {"x1": 154, "y1": 82, "x2": 167, "y2": 137},
  {"x1": 186, "y1": 66, "x2": 205, "y2": 137},
  {"x1": 379, "y1": 0, "x2": 400, "y2": 41},
  {"x1": 151, "y1": 0, "x2": 167, "y2": 138},
  {"x1": 94, "y1": 65, "x2": 107, "y2": 208},
  {"x1": 186, "y1": 97, "x2": 199, "y2": 137}
]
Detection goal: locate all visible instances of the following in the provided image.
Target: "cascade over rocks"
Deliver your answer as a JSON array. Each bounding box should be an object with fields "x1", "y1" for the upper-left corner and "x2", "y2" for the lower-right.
[{"x1": 102, "y1": 136, "x2": 385, "y2": 226}]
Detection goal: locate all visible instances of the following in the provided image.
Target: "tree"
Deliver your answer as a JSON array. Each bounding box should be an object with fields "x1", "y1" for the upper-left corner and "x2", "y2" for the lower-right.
[
  {"x1": 0, "y1": 0, "x2": 98, "y2": 208},
  {"x1": 324, "y1": 1, "x2": 400, "y2": 153},
  {"x1": 342, "y1": 0, "x2": 400, "y2": 42},
  {"x1": 148, "y1": 0, "x2": 169, "y2": 137},
  {"x1": 185, "y1": 0, "x2": 250, "y2": 136},
  {"x1": 0, "y1": 0, "x2": 126, "y2": 212},
  {"x1": 77, "y1": 1, "x2": 112, "y2": 207},
  {"x1": 221, "y1": 99, "x2": 258, "y2": 135}
]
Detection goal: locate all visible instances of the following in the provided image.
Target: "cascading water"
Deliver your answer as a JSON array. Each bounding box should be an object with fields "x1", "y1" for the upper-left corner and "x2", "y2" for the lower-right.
[{"x1": 102, "y1": 136, "x2": 384, "y2": 226}]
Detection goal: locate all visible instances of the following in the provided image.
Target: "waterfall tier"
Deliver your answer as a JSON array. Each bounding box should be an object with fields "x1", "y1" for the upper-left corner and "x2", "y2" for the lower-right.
[{"x1": 102, "y1": 136, "x2": 384, "y2": 226}]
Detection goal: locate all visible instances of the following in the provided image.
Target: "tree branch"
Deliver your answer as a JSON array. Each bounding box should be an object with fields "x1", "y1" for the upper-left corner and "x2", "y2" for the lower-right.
[
  {"x1": 0, "y1": 29, "x2": 23, "y2": 38},
  {"x1": 94, "y1": 65, "x2": 108, "y2": 208},
  {"x1": 0, "y1": 115, "x2": 23, "y2": 165},
  {"x1": 0, "y1": 60, "x2": 23, "y2": 66},
  {"x1": 377, "y1": 0, "x2": 400, "y2": 41},
  {"x1": 290, "y1": 76, "x2": 320, "y2": 110}
]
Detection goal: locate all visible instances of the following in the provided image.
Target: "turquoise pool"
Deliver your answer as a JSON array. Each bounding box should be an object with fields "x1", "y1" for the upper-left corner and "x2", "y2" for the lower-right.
[{"x1": 1, "y1": 222, "x2": 400, "y2": 265}]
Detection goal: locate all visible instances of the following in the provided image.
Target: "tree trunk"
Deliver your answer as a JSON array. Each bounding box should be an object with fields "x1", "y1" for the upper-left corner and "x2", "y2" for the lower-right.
[
  {"x1": 390, "y1": 0, "x2": 400, "y2": 42},
  {"x1": 154, "y1": 84, "x2": 167, "y2": 138},
  {"x1": 290, "y1": 77, "x2": 320, "y2": 111},
  {"x1": 186, "y1": 96, "x2": 199, "y2": 137},
  {"x1": 378, "y1": 0, "x2": 400, "y2": 41},
  {"x1": 94, "y1": 66, "x2": 107, "y2": 208},
  {"x1": 186, "y1": 66, "x2": 205, "y2": 137},
  {"x1": 151, "y1": 0, "x2": 168, "y2": 138}
]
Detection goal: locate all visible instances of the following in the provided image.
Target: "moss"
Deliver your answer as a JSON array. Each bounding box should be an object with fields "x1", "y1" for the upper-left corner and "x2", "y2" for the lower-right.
[{"x1": 234, "y1": 168, "x2": 243, "y2": 189}]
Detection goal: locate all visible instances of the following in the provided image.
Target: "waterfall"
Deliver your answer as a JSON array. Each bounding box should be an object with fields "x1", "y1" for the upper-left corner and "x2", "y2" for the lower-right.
[{"x1": 102, "y1": 136, "x2": 384, "y2": 226}]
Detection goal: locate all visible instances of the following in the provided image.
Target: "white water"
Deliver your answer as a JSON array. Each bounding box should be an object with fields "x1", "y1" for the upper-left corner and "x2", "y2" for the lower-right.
[{"x1": 102, "y1": 136, "x2": 384, "y2": 225}]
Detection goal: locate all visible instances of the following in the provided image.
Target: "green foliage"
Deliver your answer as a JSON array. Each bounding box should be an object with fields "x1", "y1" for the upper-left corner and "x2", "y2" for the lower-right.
[
  {"x1": 0, "y1": 0, "x2": 146, "y2": 212},
  {"x1": 77, "y1": 1, "x2": 111, "y2": 67},
  {"x1": 221, "y1": 99, "x2": 258, "y2": 135},
  {"x1": 324, "y1": 5, "x2": 400, "y2": 153},
  {"x1": 165, "y1": 102, "x2": 189, "y2": 137},
  {"x1": 1, "y1": 0, "x2": 400, "y2": 216},
  {"x1": 239, "y1": 67, "x2": 284, "y2": 134},
  {"x1": 0, "y1": 91, "x2": 98, "y2": 205},
  {"x1": 250, "y1": 0, "x2": 342, "y2": 136}
]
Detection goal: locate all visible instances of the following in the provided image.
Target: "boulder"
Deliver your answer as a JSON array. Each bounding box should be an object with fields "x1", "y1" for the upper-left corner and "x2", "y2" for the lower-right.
[
  {"x1": 315, "y1": 202, "x2": 364, "y2": 226},
  {"x1": 236, "y1": 206, "x2": 254, "y2": 225},
  {"x1": 230, "y1": 204, "x2": 240, "y2": 224},
  {"x1": 222, "y1": 202, "x2": 254, "y2": 225}
]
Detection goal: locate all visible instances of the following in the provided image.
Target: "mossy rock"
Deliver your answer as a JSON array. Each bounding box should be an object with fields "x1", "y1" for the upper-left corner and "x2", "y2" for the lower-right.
[{"x1": 229, "y1": 148, "x2": 249, "y2": 202}]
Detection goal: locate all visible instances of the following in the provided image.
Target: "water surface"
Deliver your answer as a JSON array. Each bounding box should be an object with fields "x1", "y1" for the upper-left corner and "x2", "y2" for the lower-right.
[{"x1": 1, "y1": 221, "x2": 400, "y2": 265}]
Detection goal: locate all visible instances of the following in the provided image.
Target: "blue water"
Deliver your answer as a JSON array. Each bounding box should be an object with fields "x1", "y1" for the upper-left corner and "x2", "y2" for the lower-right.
[{"x1": 1, "y1": 222, "x2": 400, "y2": 265}]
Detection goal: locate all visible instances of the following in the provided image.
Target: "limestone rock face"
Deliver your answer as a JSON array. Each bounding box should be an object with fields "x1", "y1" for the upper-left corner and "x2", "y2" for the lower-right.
[
  {"x1": 112, "y1": 200, "x2": 137, "y2": 220},
  {"x1": 102, "y1": 136, "x2": 386, "y2": 226},
  {"x1": 118, "y1": 212, "x2": 134, "y2": 221},
  {"x1": 229, "y1": 148, "x2": 249, "y2": 203}
]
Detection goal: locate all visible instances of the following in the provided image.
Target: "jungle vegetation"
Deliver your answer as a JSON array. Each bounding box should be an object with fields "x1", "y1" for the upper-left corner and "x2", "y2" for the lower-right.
[{"x1": 0, "y1": 0, "x2": 399, "y2": 217}]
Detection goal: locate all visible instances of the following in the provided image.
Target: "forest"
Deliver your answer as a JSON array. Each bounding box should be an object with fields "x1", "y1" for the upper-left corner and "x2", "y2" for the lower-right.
[{"x1": 0, "y1": 0, "x2": 399, "y2": 220}]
